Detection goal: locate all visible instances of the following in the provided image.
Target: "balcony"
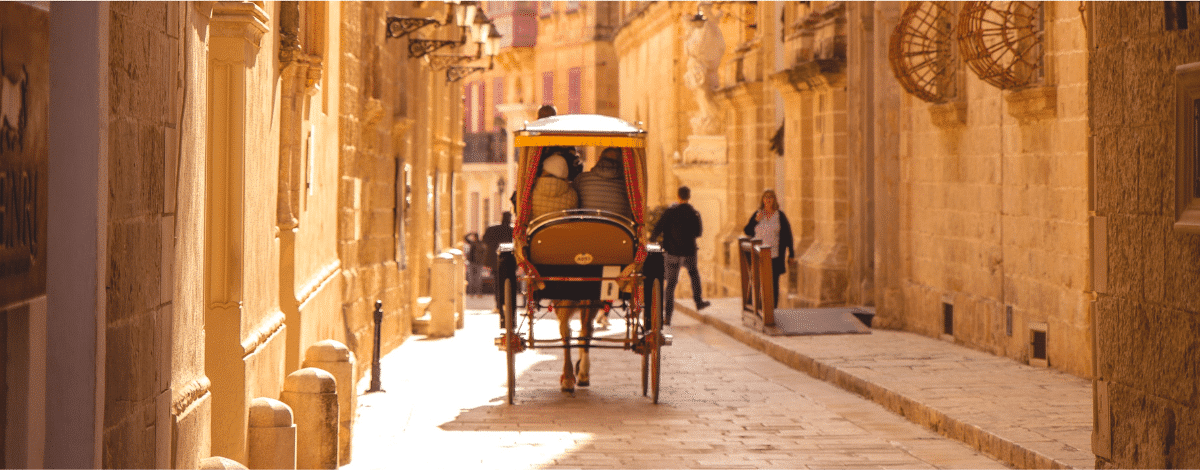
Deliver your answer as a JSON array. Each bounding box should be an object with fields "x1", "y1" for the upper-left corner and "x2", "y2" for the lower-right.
[{"x1": 463, "y1": 131, "x2": 507, "y2": 163}]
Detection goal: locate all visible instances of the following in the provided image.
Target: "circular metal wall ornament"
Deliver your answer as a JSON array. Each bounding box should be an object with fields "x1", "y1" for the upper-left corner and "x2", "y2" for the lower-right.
[
  {"x1": 889, "y1": 1, "x2": 958, "y2": 103},
  {"x1": 957, "y1": 1, "x2": 1044, "y2": 90}
]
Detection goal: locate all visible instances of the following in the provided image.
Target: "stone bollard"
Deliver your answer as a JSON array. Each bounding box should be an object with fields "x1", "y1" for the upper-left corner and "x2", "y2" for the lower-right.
[
  {"x1": 247, "y1": 397, "x2": 296, "y2": 470},
  {"x1": 280, "y1": 368, "x2": 338, "y2": 470},
  {"x1": 198, "y1": 456, "x2": 248, "y2": 469},
  {"x1": 302, "y1": 340, "x2": 355, "y2": 465},
  {"x1": 447, "y1": 247, "x2": 465, "y2": 329},
  {"x1": 428, "y1": 252, "x2": 457, "y2": 337}
]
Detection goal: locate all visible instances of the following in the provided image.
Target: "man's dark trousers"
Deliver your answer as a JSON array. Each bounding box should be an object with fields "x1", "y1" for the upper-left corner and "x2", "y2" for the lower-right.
[{"x1": 664, "y1": 253, "x2": 703, "y2": 325}]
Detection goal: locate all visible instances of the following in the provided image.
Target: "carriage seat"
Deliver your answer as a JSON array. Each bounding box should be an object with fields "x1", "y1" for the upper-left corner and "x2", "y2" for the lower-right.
[{"x1": 527, "y1": 209, "x2": 637, "y2": 266}]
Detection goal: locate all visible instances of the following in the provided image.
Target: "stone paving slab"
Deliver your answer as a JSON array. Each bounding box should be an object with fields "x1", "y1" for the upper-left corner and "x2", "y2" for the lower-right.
[{"x1": 677, "y1": 297, "x2": 1095, "y2": 469}]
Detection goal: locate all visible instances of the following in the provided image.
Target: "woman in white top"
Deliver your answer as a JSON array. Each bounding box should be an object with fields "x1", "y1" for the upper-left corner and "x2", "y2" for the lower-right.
[{"x1": 742, "y1": 189, "x2": 795, "y2": 307}]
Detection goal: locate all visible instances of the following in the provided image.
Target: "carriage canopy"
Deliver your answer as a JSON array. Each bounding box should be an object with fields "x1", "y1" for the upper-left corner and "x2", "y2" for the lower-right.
[{"x1": 511, "y1": 114, "x2": 649, "y2": 290}]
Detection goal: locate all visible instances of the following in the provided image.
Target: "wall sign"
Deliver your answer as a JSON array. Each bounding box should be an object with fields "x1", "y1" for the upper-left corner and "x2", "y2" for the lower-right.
[{"x1": 0, "y1": 3, "x2": 48, "y2": 307}]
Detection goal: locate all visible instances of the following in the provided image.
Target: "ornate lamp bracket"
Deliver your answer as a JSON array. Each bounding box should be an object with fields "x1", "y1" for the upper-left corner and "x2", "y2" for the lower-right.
[
  {"x1": 446, "y1": 65, "x2": 486, "y2": 82},
  {"x1": 428, "y1": 53, "x2": 474, "y2": 71},
  {"x1": 386, "y1": 16, "x2": 441, "y2": 39},
  {"x1": 409, "y1": 38, "x2": 461, "y2": 59}
]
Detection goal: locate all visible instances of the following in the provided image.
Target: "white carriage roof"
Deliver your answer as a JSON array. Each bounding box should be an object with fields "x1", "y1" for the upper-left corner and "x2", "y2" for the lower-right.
[{"x1": 519, "y1": 114, "x2": 645, "y2": 136}]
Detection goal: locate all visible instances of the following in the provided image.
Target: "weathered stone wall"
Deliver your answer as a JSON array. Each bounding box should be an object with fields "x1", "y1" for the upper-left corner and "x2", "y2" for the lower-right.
[
  {"x1": 887, "y1": 2, "x2": 1092, "y2": 378},
  {"x1": 338, "y1": 1, "x2": 412, "y2": 383},
  {"x1": 1091, "y1": 2, "x2": 1200, "y2": 468},
  {"x1": 105, "y1": 3, "x2": 195, "y2": 467}
]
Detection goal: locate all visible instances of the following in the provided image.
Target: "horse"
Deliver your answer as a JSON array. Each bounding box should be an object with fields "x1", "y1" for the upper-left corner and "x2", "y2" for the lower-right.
[{"x1": 552, "y1": 301, "x2": 598, "y2": 393}]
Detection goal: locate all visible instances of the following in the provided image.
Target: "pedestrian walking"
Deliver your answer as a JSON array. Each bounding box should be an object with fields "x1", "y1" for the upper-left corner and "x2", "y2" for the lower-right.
[
  {"x1": 743, "y1": 188, "x2": 794, "y2": 308},
  {"x1": 483, "y1": 212, "x2": 513, "y2": 311},
  {"x1": 464, "y1": 233, "x2": 486, "y2": 295},
  {"x1": 651, "y1": 186, "x2": 710, "y2": 325}
]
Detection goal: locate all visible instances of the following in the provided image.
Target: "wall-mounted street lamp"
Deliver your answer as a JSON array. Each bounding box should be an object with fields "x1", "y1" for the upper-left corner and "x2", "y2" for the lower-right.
[
  {"x1": 391, "y1": 1, "x2": 482, "y2": 59},
  {"x1": 442, "y1": 9, "x2": 501, "y2": 81}
]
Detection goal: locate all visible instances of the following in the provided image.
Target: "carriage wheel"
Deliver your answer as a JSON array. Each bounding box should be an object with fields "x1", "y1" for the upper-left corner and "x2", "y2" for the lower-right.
[
  {"x1": 650, "y1": 278, "x2": 663, "y2": 404},
  {"x1": 504, "y1": 278, "x2": 517, "y2": 405}
]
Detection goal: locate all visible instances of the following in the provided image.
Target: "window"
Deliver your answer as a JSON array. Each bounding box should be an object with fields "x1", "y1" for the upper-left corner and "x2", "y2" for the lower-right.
[
  {"x1": 476, "y1": 81, "x2": 486, "y2": 134},
  {"x1": 566, "y1": 0, "x2": 579, "y2": 13},
  {"x1": 1176, "y1": 62, "x2": 1200, "y2": 233},
  {"x1": 493, "y1": 77, "x2": 505, "y2": 131},
  {"x1": 567, "y1": 67, "x2": 582, "y2": 114},
  {"x1": 540, "y1": 0, "x2": 552, "y2": 17},
  {"x1": 464, "y1": 84, "x2": 474, "y2": 133},
  {"x1": 542, "y1": 71, "x2": 554, "y2": 108},
  {"x1": 1166, "y1": 1, "x2": 1190, "y2": 30}
]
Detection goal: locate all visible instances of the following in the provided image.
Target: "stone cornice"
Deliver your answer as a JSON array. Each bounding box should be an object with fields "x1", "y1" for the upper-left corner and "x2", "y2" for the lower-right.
[
  {"x1": 210, "y1": 1, "x2": 270, "y2": 46},
  {"x1": 613, "y1": 2, "x2": 683, "y2": 57},
  {"x1": 172, "y1": 376, "x2": 212, "y2": 416},
  {"x1": 241, "y1": 311, "x2": 286, "y2": 357},
  {"x1": 774, "y1": 59, "x2": 846, "y2": 92},
  {"x1": 727, "y1": 81, "x2": 765, "y2": 107}
]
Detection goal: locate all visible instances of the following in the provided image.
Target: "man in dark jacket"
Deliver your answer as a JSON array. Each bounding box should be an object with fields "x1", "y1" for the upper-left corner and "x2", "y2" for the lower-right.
[
  {"x1": 483, "y1": 212, "x2": 513, "y2": 313},
  {"x1": 650, "y1": 186, "x2": 711, "y2": 325}
]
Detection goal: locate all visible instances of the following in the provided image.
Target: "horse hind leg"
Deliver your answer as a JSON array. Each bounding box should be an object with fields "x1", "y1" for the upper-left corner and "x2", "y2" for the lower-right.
[
  {"x1": 577, "y1": 308, "x2": 595, "y2": 387},
  {"x1": 558, "y1": 304, "x2": 576, "y2": 393}
]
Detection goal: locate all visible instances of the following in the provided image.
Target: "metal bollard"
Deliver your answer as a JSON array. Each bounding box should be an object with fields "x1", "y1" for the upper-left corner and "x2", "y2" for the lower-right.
[
  {"x1": 303, "y1": 340, "x2": 355, "y2": 465},
  {"x1": 428, "y1": 253, "x2": 457, "y2": 337},
  {"x1": 198, "y1": 456, "x2": 248, "y2": 470},
  {"x1": 280, "y1": 368, "x2": 339, "y2": 470},
  {"x1": 368, "y1": 300, "x2": 383, "y2": 392},
  {"x1": 247, "y1": 397, "x2": 296, "y2": 470}
]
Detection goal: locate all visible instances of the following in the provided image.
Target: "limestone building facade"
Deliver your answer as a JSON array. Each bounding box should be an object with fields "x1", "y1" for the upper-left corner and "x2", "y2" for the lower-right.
[
  {"x1": 2, "y1": 1, "x2": 471, "y2": 467},
  {"x1": 614, "y1": 0, "x2": 1092, "y2": 377}
]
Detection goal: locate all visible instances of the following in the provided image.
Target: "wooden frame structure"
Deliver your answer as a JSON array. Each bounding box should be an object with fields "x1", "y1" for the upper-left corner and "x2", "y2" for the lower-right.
[{"x1": 738, "y1": 237, "x2": 778, "y2": 333}]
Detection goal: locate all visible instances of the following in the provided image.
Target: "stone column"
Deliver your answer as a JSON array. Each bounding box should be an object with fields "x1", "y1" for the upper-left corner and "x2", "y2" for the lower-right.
[{"x1": 205, "y1": 2, "x2": 270, "y2": 463}]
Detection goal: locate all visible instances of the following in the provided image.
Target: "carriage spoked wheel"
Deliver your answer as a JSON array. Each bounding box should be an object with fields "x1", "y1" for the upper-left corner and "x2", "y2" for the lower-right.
[
  {"x1": 650, "y1": 278, "x2": 662, "y2": 404},
  {"x1": 504, "y1": 278, "x2": 518, "y2": 405},
  {"x1": 639, "y1": 278, "x2": 663, "y2": 403}
]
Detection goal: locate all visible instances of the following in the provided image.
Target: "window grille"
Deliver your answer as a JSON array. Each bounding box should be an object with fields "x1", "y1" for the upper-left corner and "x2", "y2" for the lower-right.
[
  {"x1": 888, "y1": 1, "x2": 958, "y2": 103},
  {"x1": 957, "y1": 1, "x2": 1044, "y2": 90}
]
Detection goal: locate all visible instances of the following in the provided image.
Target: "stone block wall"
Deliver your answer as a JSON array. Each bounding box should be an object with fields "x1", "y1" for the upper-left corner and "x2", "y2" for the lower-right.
[
  {"x1": 1091, "y1": 2, "x2": 1200, "y2": 468},
  {"x1": 889, "y1": 2, "x2": 1092, "y2": 378},
  {"x1": 338, "y1": 1, "x2": 411, "y2": 382},
  {"x1": 104, "y1": 3, "x2": 184, "y2": 468}
]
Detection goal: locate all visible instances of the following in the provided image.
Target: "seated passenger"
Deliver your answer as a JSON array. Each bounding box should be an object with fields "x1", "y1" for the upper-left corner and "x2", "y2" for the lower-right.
[
  {"x1": 529, "y1": 153, "x2": 578, "y2": 219},
  {"x1": 574, "y1": 147, "x2": 632, "y2": 219}
]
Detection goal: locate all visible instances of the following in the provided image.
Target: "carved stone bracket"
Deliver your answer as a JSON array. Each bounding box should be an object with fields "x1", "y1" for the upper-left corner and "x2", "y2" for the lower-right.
[
  {"x1": 929, "y1": 101, "x2": 967, "y2": 128},
  {"x1": 1004, "y1": 85, "x2": 1056, "y2": 122},
  {"x1": 776, "y1": 58, "x2": 846, "y2": 93},
  {"x1": 210, "y1": 1, "x2": 270, "y2": 46}
]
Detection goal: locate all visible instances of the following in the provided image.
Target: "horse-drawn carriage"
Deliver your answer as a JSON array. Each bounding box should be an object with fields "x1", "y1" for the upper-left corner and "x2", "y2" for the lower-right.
[{"x1": 494, "y1": 114, "x2": 668, "y2": 404}]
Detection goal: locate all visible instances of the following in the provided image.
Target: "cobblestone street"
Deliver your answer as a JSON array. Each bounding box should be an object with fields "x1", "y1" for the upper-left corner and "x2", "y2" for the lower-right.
[{"x1": 343, "y1": 296, "x2": 1007, "y2": 469}]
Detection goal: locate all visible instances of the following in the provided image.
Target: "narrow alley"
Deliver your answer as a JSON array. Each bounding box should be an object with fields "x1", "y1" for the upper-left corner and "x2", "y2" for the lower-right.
[{"x1": 343, "y1": 296, "x2": 1006, "y2": 469}]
